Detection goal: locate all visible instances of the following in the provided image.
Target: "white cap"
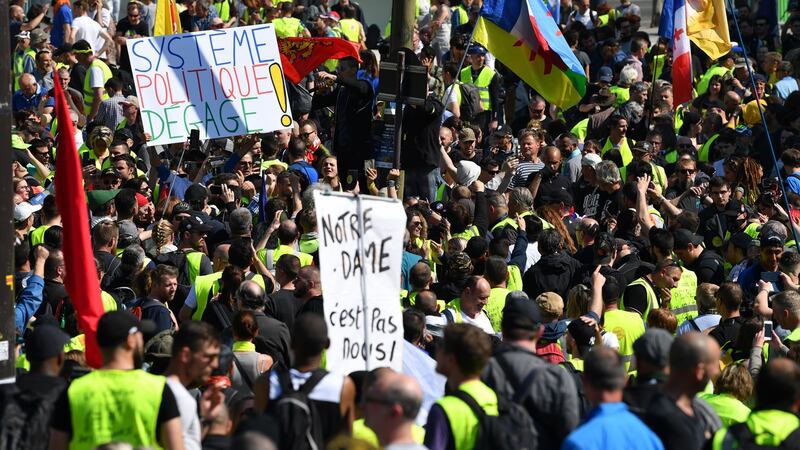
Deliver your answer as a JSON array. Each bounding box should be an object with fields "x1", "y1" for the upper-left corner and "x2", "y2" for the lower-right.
[
  {"x1": 14, "y1": 202, "x2": 42, "y2": 222},
  {"x1": 581, "y1": 153, "x2": 602, "y2": 168}
]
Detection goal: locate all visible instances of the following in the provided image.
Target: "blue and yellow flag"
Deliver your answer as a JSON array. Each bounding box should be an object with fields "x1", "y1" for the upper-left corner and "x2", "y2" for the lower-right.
[{"x1": 474, "y1": 0, "x2": 586, "y2": 109}]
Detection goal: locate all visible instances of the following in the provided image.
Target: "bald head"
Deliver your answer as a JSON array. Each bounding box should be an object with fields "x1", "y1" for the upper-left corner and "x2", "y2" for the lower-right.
[
  {"x1": 298, "y1": 265, "x2": 320, "y2": 284},
  {"x1": 236, "y1": 280, "x2": 266, "y2": 310},
  {"x1": 367, "y1": 369, "x2": 423, "y2": 420},
  {"x1": 669, "y1": 332, "x2": 720, "y2": 393},
  {"x1": 213, "y1": 243, "x2": 230, "y2": 265},
  {"x1": 277, "y1": 220, "x2": 298, "y2": 244},
  {"x1": 19, "y1": 73, "x2": 36, "y2": 95}
]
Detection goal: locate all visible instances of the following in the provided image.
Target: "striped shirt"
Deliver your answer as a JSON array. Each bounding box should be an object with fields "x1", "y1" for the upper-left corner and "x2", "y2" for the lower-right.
[
  {"x1": 95, "y1": 94, "x2": 127, "y2": 130},
  {"x1": 507, "y1": 161, "x2": 544, "y2": 190}
]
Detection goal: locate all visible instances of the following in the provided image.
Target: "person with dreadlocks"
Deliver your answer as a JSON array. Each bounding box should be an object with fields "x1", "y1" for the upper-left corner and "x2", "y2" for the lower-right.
[{"x1": 725, "y1": 155, "x2": 763, "y2": 206}]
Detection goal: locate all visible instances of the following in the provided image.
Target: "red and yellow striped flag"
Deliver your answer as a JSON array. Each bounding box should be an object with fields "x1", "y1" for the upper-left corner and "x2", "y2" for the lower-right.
[{"x1": 154, "y1": 0, "x2": 182, "y2": 36}]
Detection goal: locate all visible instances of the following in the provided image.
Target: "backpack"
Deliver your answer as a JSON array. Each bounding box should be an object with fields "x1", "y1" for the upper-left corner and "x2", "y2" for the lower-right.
[
  {"x1": 269, "y1": 367, "x2": 328, "y2": 450},
  {"x1": 722, "y1": 422, "x2": 800, "y2": 450},
  {"x1": 535, "y1": 338, "x2": 567, "y2": 365},
  {"x1": 0, "y1": 385, "x2": 59, "y2": 450},
  {"x1": 560, "y1": 361, "x2": 590, "y2": 420},
  {"x1": 452, "y1": 389, "x2": 538, "y2": 450},
  {"x1": 457, "y1": 81, "x2": 484, "y2": 122}
]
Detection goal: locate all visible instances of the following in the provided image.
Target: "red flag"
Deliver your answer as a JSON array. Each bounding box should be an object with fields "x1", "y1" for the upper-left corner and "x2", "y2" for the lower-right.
[
  {"x1": 279, "y1": 37, "x2": 362, "y2": 84},
  {"x1": 53, "y1": 71, "x2": 105, "y2": 368}
]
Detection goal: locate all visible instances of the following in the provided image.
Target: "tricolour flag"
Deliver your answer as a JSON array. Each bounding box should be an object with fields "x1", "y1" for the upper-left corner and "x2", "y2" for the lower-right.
[
  {"x1": 279, "y1": 38, "x2": 361, "y2": 84},
  {"x1": 154, "y1": 0, "x2": 182, "y2": 36},
  {"x1": 686, "y1": 0, "x2": 732, "y2": 60},
  {"x1": 474, "y1": 0, "x2": 586, "y2": 109},
  {"x1": 53, "y1": 71, "x2": 105, "y2": 368},
  {"x1": 659, "y1": 0, "x2": 692, "y2": 105}
]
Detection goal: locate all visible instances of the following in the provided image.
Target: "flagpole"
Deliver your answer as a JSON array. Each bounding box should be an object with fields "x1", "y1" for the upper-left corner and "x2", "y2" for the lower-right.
[
  {"x1": 441, "y1": 23, "x2": 479, "y2": 106},
  {"x1": 724, "y1": 0, "x2": 799, "y2": 248}
]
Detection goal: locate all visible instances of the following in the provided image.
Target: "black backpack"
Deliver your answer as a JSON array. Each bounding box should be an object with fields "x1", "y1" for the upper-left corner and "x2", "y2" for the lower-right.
[
  {"x1": 560, "y1": 361, "x2": 590, "y2": 420},
  {"x1": 453, "y1": 389, "x2": 538, "y2": 450},
  {"x1": 269, "y1": 368, "x2": 328, "y2": 450},
  {"x1": 0, "y1": 385, "x2": 59, "y2": 450},
  {"x1": 722, "y1": 422, "x2": 800, "y2": 450},
  {"x1": 457, "y1": 82, "x2": 484, "y2": 122}
]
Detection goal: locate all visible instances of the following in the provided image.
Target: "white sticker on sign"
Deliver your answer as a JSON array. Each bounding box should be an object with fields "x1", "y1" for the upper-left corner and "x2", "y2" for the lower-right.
[
  {"x1": 314, "y1": 191, "x2": 405, "y2": 374},
  {"x1": 0, "y1": 341, "x2": 9, "y2": 362}
]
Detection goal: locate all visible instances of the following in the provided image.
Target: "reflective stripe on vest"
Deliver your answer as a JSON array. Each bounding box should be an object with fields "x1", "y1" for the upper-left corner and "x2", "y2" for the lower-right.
[
  {"x1": 192, "y1": 271, "x2": 223, "y2": 320},
  {"x1": 436, "y1": 380, "x2": 499, "y2": 450},
  {"x1": 621, "y1": 277, "x2": 658, "y2": 320},
  {"x1": 670, "y1": 267, "x2": 697, "y2": 325},
  {"x1": 83, "y1": 59, "x2": 113, "y2": 115},
  {"x1": 603, "y1": 308, "x2": 645, "y2": 370},
  {"x1": 460, "y1": 66, "x2": 495, "y2": 111},
  {"x1": 68, "y1": 370, "x2": 165, "y2": 450},
  {"x1": 490, "y1": 216, "x2": 517, "y2": 233}
]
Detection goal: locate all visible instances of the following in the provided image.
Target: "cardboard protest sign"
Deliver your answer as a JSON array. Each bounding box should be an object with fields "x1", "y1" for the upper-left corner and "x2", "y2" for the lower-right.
[
  {"x1": 313, "y1": 191, "x2": 405, "y2": 373},
  {"x1": 126, "y1": 24, "x2": 293, "y2": 146}
]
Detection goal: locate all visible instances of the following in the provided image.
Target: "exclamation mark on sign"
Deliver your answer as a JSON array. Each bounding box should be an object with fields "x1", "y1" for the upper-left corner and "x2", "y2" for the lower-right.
[{"x1": 269, "y1": 63, "x2": 292, "y2": 127}]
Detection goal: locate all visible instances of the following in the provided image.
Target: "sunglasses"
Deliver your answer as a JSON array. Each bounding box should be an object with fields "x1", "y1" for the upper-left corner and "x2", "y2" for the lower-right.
[
  {"x1": 679, "y1": 169, "x2": 696, "y2": 174},
  {"x1": 301, "y1": 131, "x2": 315, "y2": 138}
]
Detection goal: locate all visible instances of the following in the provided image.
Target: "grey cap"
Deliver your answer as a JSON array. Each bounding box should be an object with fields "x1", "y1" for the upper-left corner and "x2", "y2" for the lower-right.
[{"x1": 633, "y1": 328, "x2": 673, "y2": 368}]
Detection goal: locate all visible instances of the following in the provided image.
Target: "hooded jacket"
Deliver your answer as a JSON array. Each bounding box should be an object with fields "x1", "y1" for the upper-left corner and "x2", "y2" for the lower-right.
[{"x1": 522, "y1": 251, "x2": 581, "y2": 300}]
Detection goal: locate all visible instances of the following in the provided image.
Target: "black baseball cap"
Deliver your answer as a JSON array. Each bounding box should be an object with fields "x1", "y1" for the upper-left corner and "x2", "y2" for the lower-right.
[
  {"x1": 673, "y1": 229, "x2": 704, "y2": 250},
  {"x1": 179, "y1": 213, "x2": 214, "y2": 234},
  {"x1": 729, "y1": 232, "x2": 755, "y2": 250},
  {"x1": 96, "y1": 311, "x2": 156, "y2": 349},
  {"x1": 25, "y1": 322, "x2": 70, "y2": 362},
  {"x1": 761, "y1": 232, "x2": 786, "y2": 248},
  {"x1": 567, "y1": 319, "x2": 596, "y2": 354}
]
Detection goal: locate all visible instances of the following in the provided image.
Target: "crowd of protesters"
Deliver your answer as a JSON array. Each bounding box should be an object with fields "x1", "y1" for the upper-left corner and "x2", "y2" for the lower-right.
[{"x1": 8, "y1": 0, "x2": 800, "y2": 448}]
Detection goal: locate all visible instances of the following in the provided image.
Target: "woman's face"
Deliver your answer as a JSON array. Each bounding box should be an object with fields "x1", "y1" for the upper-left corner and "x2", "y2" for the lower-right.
[
  {"x1": 407, "y1": 214, "x2": 424, "y2": 238},
  {"x1": 709, "y1": 81, "x2": 721, "y2": 95},
  {"x1": 15, "y1": 180, "x2": 30, "y2": 201}
]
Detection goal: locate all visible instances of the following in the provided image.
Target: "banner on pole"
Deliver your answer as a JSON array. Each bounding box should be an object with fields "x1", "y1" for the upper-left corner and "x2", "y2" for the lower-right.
[
  {"x1": 126, "y1": 24, "x2": 293, "y2": 146},
  {"x1": 313, "y1": 191, "x2": 405, "y2": 374}
]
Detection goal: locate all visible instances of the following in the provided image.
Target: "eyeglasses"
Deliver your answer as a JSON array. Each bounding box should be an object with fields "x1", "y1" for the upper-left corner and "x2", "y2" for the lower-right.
[
  {"x1": 410, "y1": 221, "x2": 423, "y2": 227},
  {"x1": 238, "y1": 161, "x2": 254, "y2": 167}
]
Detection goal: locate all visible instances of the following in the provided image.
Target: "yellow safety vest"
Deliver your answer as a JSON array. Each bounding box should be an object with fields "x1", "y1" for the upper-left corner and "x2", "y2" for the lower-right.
[
  {"x1": 339, "y1": 18, "x2": 362, "y2": 43},
  {"x1": 451, "y1": 225, "x2": 480, "y2": 241},
  {"x1": 67, "y1": 370, "x2": 165, "y2": 450},
  {"x1": 602, "y1": 136, "x2": 634, "y2": 167},
  {"x1": 507, "y1": 265, "x2": 522, "y2": 292},
  {"x1": 186, "y1": 251, "x2": 206, "y2": 283},
  {"x1": 711, "y1": 409, "x2": 800, "y2": 449},
  {"x1": 460, "y1": 66, "x2": 495, "y2": 111},
  {"x1": 299, "y1": 236, "x2": 319, "y2": 254},
  {"x1": 13, "y1": 48, "x2": 36, "y2": 91},
  {"x1": 352, "y1": 418, "x2": 425, "y2": 447},
  {"x1": 273, "y1": 16, "x2": 304, "y2": 38},
  {"x1": 699, "y1": 133, "x2": 719, "y2": 163},
  {"x1": 696, "y1": 64, "x2": 731, "y2": 96},
  {"x1": 490, "y1": 216, "x2": 517, "y2": 234},
  {"x1": 609, "y1": 85, "x2": 630, "y2": 106},
  {"x1": 603, "y1": 308, "x2": 644, "y2": 370},
  {"x1": 619, "y1": 162, "x2": 667, "y2": 193},
  {"x1": 101, "y1": 291, "x2": 118, "y2": 312},
  {"x1": 452, "y1": 4, "x2": 469, "y2": 25},
  {"x1": 699, "y1": 392, "x2": 750, "y2": 427},
  {"x1": 571, "y1": 117, "x2": 589, "y2": 142},
  {"x1": 191, "y1": 271, "x2": 224, "y2": 320},
  {"x1": 669, "y1": 267, "x2": 698, "y2": 325},
  {"x1": 83, "y1": 59, "x2": 113, "y2": 115},
  {"x1": 213, "y1": 0, "x2": 231, "y2": 21},
  {"x1": 620, "y1": 277, "x2": 659, "y2": 320},
  {"x1": 436, "y1": 380, "x2": 499, "y2": 450},
  {"x1": 30, "y1": 225, "x2": 51, "y2": 246},
  {"x1": 486, "y1": 287, "x2": 510, "y2": 332},
  {"x1": 258, "y1": 244, "x2": 313, "y2": 268}
]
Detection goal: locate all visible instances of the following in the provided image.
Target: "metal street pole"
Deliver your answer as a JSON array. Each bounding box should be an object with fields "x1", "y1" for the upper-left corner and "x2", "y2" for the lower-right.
[{"x1": 0, "y1": 0, "x2": 18, "y2": 384}]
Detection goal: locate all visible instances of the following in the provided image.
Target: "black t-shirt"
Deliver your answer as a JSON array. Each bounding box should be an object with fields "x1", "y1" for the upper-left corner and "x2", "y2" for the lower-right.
[
  {"x1": 622, "y1": 277, "x2": 658, "y2": 317},
  {"x1": 297, "y1": 295, "x2": 324, "y2": 318},
  {"x1": 51, "y1": 379, "x2": 179, "y2": 435},
  {"x1": 266, "y1": 288, "x2": 302, "y2": 331},
  {"x1": 597, "y1": 187, "x2": 623, "y2": 222},
  {"x1": 686, "y1": 250, "x2": 726, "y2": 285},
  {"x1": 641, "y1": 391, "x2": 709, "y2": 450},
  {"x1": 709, "y1": 316, "x2": 745, "y2": 351},
  {"x1": 573, "y1": 181, "x2": 601, "y2": 217},
  {"x1": 534, "y1": 175, "x2": 573, "y2": 208},
  {"x1": 115, "y1": 18, "x2": 150, "y2": 72}
]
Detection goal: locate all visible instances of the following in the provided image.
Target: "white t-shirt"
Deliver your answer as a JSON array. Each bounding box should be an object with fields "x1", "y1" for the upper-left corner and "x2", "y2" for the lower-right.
[
  {"x1": 89, "y1": 65, "x2": 105, "y2": 89},
  {"x1": 444, "y1": 307, "x2": 495, "y2": 334},
  {"x1": 72, "y1": 15, "x2": 106, "y2": 58},
  {"x1": 165, "y1": 377, "x2": 202, "y2": 450}
]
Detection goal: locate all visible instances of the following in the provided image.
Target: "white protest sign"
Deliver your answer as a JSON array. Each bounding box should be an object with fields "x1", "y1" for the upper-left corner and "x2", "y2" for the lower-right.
[
  {"x1": 126, "y1": 24, "x2": 293, "y2": 146},
  {"x1": 313, "y1": 191, "x2": 405, "y2": 374}
]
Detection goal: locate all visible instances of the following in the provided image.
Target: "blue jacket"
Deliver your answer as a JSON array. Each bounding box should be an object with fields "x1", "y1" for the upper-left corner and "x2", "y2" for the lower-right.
[
  {"x1": 15, "y1": 274, "x2": 44, "y2": 331},
  {"x1": 562, "y1": 402, "x2": 664, "y2": 450}
]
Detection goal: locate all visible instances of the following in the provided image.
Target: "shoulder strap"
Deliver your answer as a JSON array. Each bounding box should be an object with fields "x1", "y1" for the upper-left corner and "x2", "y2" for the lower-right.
[
  {"x1": 453, "y1": 390, "x2": 486, "y2": 419},
  {"x1": 232, "y1": 353, "x2": 255, "y2": 390},
  {"x1": 443, "y1": 309, "x2": 456, "y2": 324},
  {"x1": 297, "y1": 369, "x2": 328, "y2": 396},
  {"x1": 689, "y1": 317, "x2": 701, "y2": 332}
]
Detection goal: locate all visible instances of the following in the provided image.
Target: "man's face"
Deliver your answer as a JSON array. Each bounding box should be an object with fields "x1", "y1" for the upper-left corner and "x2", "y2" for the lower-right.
[
  {"x1": 294, "y1": 273, "x2": 312, "y2": 298},
  {"x1": 557, "y1": 136, "x2": 575, "y2": 155},
  {"x1": 710, "y1": 184, "x2": 731, "y2": 208},
  {"x1": 237, "y1": 154, "x2": 254, "y2": 176},
  {"x1": 185, "y1": 342, "x2": 221, "y2": 388},
  {"x1": 520, "y1": 135, "x2": 539, "y2": 161},
  {"x1": 321, "y1": 157, "x2": 337, "y2": 179},
  {"x1": 137, "y1": 202, "x2": 155, "y2": 223},
  {"x1": 301, "y1": 125, "x2": 317, "y2": 147},
  {"x1": 37, "y1": 52, "x2": 53, "y2": 73},
  {"x1": 460, "y1": 139, "x2": 476, "y2": 156},
  {"x1": 439, "y1": 128, "x2": 454, "y2": 148},
  {"x1": 20, "y1": 78, "x2": 37, "y2": 96},
  {"x1": 530, "y1": 102, "x2": 545, "y2": 118},
  {"x1": 33, "y1": 146, "x2": 51, "y2": 164},
  {"x1": 657, "y1": 267, "x2": 682, "y2": 289},
  {"x1": 761, "y1": 246, "x2": 783, "y2": 271},
  {"x1": 114, "y1": 161, "x2": 134, "y2": 180},
  {"x1": 188, "y1": 230, "x2": 207, "y2": 250},
  {"x1": 611, "y1": 119, "x2": 628, "y2": 138},
  {"x1": 128, "y1": 6, "x2": 141, "y2": 23},
  {"x1": 469, "y1": 53, "x2": 484, "y2": 69},
  {"x1": 157, "y1": 275, "x2": 178, "y2": 302},
  {"x1": 631, "y1": 88, "x2": 648, "y2": 104},
  {"x1": 544, "y1": 150, "x2": 562, "y2": 172},
  {"x1": 676, "y1": 163, "x2": 697, "y2": 188}
]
